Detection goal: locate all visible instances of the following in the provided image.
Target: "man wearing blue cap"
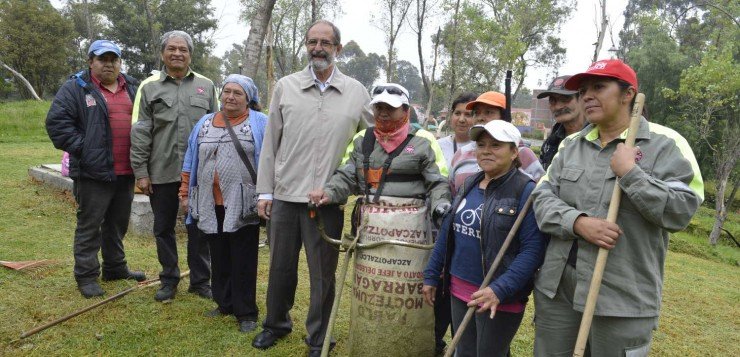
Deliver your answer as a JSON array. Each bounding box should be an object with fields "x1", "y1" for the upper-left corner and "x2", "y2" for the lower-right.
[{"x1": 46, "y1": 40, "x2": 146, "y2": 298}]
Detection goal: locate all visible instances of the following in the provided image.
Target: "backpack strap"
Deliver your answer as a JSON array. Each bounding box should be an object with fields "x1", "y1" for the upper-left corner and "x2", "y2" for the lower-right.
[{"x1": 361, "y1": 128, "x2": 377, "y2": 201}]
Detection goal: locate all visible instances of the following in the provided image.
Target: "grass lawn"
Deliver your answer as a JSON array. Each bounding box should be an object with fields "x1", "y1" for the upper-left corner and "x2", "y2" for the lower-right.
[{"x1": 0, "y1": 101, "x2": 738, "y2": 355}]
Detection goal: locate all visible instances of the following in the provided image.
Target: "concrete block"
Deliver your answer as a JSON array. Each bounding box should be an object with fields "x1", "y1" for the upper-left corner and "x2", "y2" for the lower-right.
[
  {"x1": 28, "y1": 165, "x2": 73, "y2": 191},
  {"x1": 27, "y1": 164, "x2": 189, "y2": 236}
]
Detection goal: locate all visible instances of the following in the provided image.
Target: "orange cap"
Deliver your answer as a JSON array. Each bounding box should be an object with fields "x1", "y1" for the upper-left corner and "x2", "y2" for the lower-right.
[{"x1": 465, "y1": 91, "x2": 506, "y2": 110}]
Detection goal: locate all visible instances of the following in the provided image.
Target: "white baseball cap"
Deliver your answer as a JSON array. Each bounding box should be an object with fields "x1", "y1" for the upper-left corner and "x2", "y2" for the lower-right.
[
  {"x1": 369, "y1": 83, "x2": 410, "y2": 108},
  {"x1": 469, "y1": 120, "x2": 522, "y2": 144}
]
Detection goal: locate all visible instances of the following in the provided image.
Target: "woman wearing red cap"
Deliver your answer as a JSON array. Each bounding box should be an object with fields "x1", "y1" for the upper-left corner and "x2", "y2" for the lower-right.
[{"x1": 532, "y1": 59, "x2": 704, "y2": 356}]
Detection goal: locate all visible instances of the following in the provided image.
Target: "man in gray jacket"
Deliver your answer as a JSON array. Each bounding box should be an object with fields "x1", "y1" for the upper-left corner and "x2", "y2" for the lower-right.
[{"x1": 252, "y1": 19, "x2": 372, "y2": 356}]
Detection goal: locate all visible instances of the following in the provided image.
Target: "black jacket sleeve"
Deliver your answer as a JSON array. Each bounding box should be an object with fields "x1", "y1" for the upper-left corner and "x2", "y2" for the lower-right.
[{"x1": 46, "y1": 80, "x2": 84, "y2": 156}]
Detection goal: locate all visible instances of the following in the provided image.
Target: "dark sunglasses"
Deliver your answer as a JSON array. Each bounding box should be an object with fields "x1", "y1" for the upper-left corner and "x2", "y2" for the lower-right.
[{"x1": 372, "y1": 86, "x2": 407, "y2": 98}]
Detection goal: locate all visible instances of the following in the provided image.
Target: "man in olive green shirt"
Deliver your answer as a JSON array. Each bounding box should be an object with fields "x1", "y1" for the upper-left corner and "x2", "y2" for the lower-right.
[{"x1": 130, "y1": 30, "x2": 218, "y2": 302}]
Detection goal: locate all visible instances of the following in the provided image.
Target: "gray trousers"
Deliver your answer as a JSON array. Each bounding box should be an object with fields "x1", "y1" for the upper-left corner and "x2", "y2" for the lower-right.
[
  {"x1": 72, "y1": 176, "x2": 133, "y2": 284},
  {"x1": 262, "y1": 200, "x2": 342, "y2": 351},
  {"x1": 534, "y1": 264, "x2": 657, "y2": 357},
  {"x1": 450, "y1": 295, "x2": 523, "y2": 357}
]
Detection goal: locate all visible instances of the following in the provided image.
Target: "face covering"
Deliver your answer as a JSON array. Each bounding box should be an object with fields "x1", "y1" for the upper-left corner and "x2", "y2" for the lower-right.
[{"x1": 373, "y1": 111, "x2": 410, "y2": 153}]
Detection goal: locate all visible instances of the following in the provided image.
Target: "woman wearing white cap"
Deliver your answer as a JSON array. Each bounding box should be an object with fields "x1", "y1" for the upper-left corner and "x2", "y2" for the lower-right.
[
  {"x1": 423, "y1": 120, "x2": 546, "y2": 357},
  {"x1": 309, "y1": 83, "x2": 450, "y2": 355},
  {"x1": 308, "y1": 82, "x2": 450, "y2": 220}
]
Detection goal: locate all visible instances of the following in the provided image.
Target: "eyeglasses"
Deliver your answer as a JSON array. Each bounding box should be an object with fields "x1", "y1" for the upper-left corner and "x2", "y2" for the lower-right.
[
  {"x1": 305, "y1": 39, "x2": 336, "y2": 48},
  {"x1": 372, "y1": 85, "x2": 408, "y2": 98}
]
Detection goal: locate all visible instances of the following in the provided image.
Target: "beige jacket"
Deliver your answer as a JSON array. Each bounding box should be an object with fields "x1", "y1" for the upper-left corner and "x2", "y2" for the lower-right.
[{"x1": 256, "y1": 66, "x2": 373, "y2": 202}]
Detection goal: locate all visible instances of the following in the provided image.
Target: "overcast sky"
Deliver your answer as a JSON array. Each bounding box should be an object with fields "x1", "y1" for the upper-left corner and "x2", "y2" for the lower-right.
[
  {"x1": 211, "y1": 0, "x2": 629, "y2": 90},
  {"x1": 54, "y1": 0, "x2": 629, "y2": 90}
]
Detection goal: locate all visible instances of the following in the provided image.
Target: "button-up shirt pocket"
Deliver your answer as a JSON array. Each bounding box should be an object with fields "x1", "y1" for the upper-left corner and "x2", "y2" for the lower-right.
[
  {"x1": 151, "y1": 95, "x2": 174, "y2": 129},
  {"x1": 559, "y1": 166, "x2": 585, "y2": 206},
  {"x1": 189, "y1": 96, "x2": 210, "y2": 119}
]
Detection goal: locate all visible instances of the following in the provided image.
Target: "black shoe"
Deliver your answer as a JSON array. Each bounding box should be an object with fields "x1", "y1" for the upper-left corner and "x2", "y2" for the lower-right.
[
  {"x1": 307, "y1": 339, "x2": 335, "y2": 357},
  {"x1": 239, "y1": 320, "x2": 258, "y2": 333},
  {"x1": 252, "y1": 330, "x2": 282, "y2": 349},
  {"x1": 78, "y1": 282, "x2": 105, "y2": 298},
  {"x1": 309, "y1": 346, "x2": 334, "y2": 357},
  {"x1": 435, "y1": 340, "x2": 447, "y2": 356},
  {"x1": 188, "y1": 285, "x2": 213, "y2": 299},
  {"x1": 102, "y1": 270, "x2": 147, "y2": 282},
  {"x1": 155, "y1": 284, "x2": 177, "y2": 302}
]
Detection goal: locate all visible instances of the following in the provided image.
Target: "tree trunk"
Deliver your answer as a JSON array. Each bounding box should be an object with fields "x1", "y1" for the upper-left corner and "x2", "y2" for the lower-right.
[
  {"x1": 592, "y1": 0, "x2": 608, "y2": 62},
  {"x1": 311, "y1": 0, "x2": 317, "y2": 23},
  {"x1": 0, "y1": 60, "x2": 42, "y2": 101},
  {"x1": 243, "y1": 0, "x2": 278, "y2": 79},
  {"x1": 143, "y1": 0, "x2": 159, "y2": 73},
  {"x1": 447, "y1": 0, "x2": 461, "y2": 108},
  {"x1": 415, "y1": 0, "x2": 429, "y2": 100},
  {"x1": 710, "y1": 177, "x2": 728, "y2": 245},
  {"x1": 709, "y1": 156, "x2": 738, "y2": 245},
  {"x1": 424, "y1": 27, "x2": 440, "y2": 122},
  {"x1": 83, "y1": 0, "x2": 93, "y2": 42},
  {"x1": 265, "y1": 21, "x2": 275, "y2": 107}
]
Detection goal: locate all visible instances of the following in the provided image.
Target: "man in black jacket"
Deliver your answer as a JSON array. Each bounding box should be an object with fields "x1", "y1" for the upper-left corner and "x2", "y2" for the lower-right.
[{"x1": 46, "y1": 40, "x2": 146, "y2": 298}]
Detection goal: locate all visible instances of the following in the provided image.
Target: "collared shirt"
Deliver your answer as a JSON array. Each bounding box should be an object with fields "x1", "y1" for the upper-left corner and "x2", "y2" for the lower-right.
[
  {"x1": 91, "y1": 74, "x2": 133, "y2": 175},
  {"x1": 130, "y1": 68, "x2": 219, "y2": 183},
  {"x1": 309, "y1": 65, "x2": 336, "y2": 92},
  {"x1": 533, "y1": 117, "x2": 703, "y2": 317}
]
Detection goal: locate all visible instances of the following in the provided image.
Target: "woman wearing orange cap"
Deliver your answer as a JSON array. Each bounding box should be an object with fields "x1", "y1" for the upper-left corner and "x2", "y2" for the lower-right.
[
  {"x1": 532, "y1": 59, "x2": 704, "y2": 356},
  {"x1": 448, "y1": 91, "x2": 544, "y2": 195}
]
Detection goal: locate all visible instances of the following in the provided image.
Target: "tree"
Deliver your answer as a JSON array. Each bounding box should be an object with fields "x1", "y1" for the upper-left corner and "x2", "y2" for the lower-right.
[
  {"x1": 592, "y1": 0, "x2": 608, "y2": 62},
  {"x1": 624, "y1": 14, "x2": 688, "y2": 127},
  {"x1": 622, "y1": 0, "x2": 740, "y2": 245},
  {"x1": 336, "y1": 41, "x2": 385, "y2": 88},
  {"x1": 243, "y1": 0, "x2": 277, "y2": 79},
  {"x1": 437, "y1": 0, "x2": 571, "y2": 103},
  {"x1": 96, "y1": 0, "x2": 218, "y2": 79},
  {"x1": 0, "y1": 60, "x2": 41, "y2": 101},
  {"x1": 374, "y1": 0, "x2": 413, "y2": 81},
  {"x1": 393, "y1": 60, "x2": 423, "y2": 102},
  {"x1": 221, "y1": 40, "x2": 268, "y2": 95},
  {"x1": 61, "y1": 0, "x2": 106, "y2": 70},
  {"x1": 0, "y1": 0, "x2": 75, "y2": 98},
  {"x1": 240, "y1": 0, "x2": 340, "y2": 79},
  {"x1": 666, "y1": 48, "x2": 739, "y2": 246},
  {"x1": 409, "y1": 0, "x2": 440, "y2": 101},
  {"x1": 512, "y1": 86, "x2": 532, "y2": 108}
]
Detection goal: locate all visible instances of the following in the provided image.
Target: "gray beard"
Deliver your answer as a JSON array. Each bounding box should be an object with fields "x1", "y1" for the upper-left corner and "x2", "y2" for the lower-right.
[{"x1": 310, "y1": 57, "x2": 331, "y2": 71}]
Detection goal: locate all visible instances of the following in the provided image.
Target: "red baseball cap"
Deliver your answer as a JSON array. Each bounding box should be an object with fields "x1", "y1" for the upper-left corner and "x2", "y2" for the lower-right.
[{"x1": 563, "y1": 59, "x2": 638, "y2": 91}]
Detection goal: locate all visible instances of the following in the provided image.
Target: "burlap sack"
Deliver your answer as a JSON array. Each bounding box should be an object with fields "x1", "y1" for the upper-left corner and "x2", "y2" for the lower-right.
[{"x1": 348, "y1": 196, "x2": 435, "y2": 356}]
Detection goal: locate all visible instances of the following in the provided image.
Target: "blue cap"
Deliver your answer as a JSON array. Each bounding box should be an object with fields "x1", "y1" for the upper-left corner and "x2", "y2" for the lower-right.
[{"x1": 88, "y1": 40, "x2": 122, "y2": 57}]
